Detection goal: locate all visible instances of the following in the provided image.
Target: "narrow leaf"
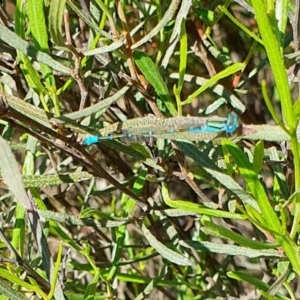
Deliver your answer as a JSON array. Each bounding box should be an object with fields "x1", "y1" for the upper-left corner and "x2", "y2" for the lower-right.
[
  {"x1": 133, "y1": 50, "x2": 177, "y2": 116},
  {"x1": 0, "y1": 137, "x2": 31, "y2": 209},
  {"x1": 182, "y1": 241, "x2": 281, "y2": 258},
  {"x1": 142, "y1": 223, "x2": 192, "y2": 266}
]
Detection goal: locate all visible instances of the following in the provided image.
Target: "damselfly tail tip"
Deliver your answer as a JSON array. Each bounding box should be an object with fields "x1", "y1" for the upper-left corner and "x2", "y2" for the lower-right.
[{"x1": 82, "y1": 135, "x2": 99, "y2": 145}]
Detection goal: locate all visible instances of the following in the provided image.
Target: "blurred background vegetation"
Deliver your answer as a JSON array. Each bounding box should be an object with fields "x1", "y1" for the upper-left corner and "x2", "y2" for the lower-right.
[{"x1": 0, "y1": 0, "x2": 300, "y2": 299}]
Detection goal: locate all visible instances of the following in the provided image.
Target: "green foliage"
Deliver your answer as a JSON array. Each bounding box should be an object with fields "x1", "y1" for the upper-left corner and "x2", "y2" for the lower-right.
[{"x1": 0, "y1": 0, "x2": 299, "y2": 299}]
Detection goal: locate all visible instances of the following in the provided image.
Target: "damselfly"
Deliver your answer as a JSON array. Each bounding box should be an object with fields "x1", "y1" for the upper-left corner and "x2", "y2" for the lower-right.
[{"x1": 82, "y1": 112, "x2": 239, "y2": 145}]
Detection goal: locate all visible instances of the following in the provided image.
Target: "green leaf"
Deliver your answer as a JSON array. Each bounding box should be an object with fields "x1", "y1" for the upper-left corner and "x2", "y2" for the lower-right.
[
  {"x1": 122, "y1": 168, "x2": 148, "y2": 215},
  {"x1": 252, "y1": 0, "x2": 294, "y2": 128},
  {"x1": 173, "y1": 20, "x2": 187, "y2": 110},
  {"x1": 218, "y1": 5, "x2": 263, "y2": 45},
  {"x1": 142, "y1": 223, "x2": 192, "y2": 266},
  {"x1": 162, "y1": 183, "x2": 246, "y2": 219},
  {"x1": 27, "y1": 0, "x2": 56, "y2": 86},
  {"x1": 14, "y1": 0, "x2": 48, "y2": 96},
  {"x1": 84, "y1": 39, "x2": 125, "y2": 56},
  {"x1": 174, "y1": 141, "x2": 260, "y2": 211},
  {"x1": 228, "y1": 271, "x2": 290, "y2": 300},
  {"x1": 0, "y1": 279, "x2": 27, "y2": 300},
  {"x1": 252, "y1": 140, "x2": 264, "y2": 174},
  {"x1": 84, "y1": 269, "x2": 100, "y2": 300},
  {"x1": 131, "y1": 0, "x2": 181, "y2": 50},
  {"x1": 48, "y1": 0, "x2": 67, "y2": 46},
  {"x1": 274, "y1": 0, "x2": 289, "y2": 51},
  {"x1": 170, "y1": 73, "x2": 246, "y2": 113},
  {"x1": 161, "y1": 0, "x2": 191, "y2": 70},
  {"x1": 195, "y1": 8, "x2": 216, "y2": 24},
  {"x1": 240, "y1": 124, "x2": 291, "y2": 141},
  {"x1": 293, "y1": 98, "x2": 300, "y2": 119},
  {"x1": 0, "y1": 136, "x2": 31, "y2": 209},
  {"x1": 62, "y1": 85, "x2": 131, "y2": 120},
  {"x1": 224, "y1": 139, "x2": 300, "y2": 276},
  {"x1": 182, "y1": 62, "x2": 244, "y2": 105},
  {"x1": 223, "y1": 139, "x2": 281, "y2": 231},
  {"x1": 0, "y1": 269, "x2": 46, "y2": 298},
  {"x1": 0, "y1": 24, "x2": 71, "y2": 74},
  {"x1": 182, "y1": 240, "x2": 281, "y2": 258},
  {"x1": 202, "y1": 220, "x2": 280, "y2": 250},
  {"x1": 133, "y1": 50, "x2": 177, "y2": 116}
]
